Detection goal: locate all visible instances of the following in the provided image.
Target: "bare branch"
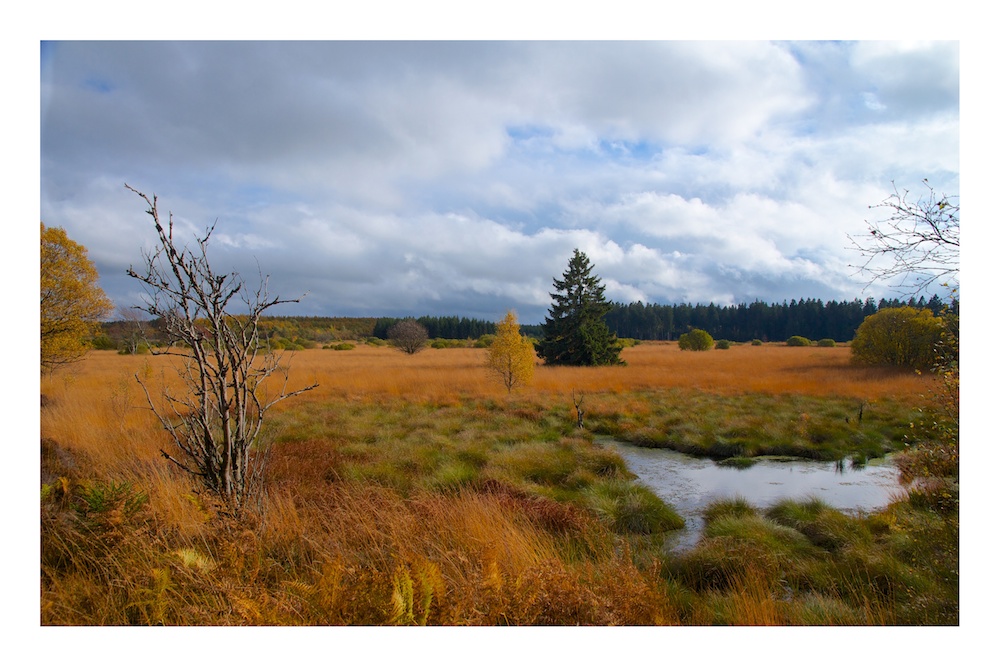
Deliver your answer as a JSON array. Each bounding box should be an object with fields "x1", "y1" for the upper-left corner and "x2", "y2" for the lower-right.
[
  {"x1": 125, "y1": 184, "x2": 316, "y2": 514},
  {"x1": 849, "y1": 179, "x2": 959, "y2": 297}
]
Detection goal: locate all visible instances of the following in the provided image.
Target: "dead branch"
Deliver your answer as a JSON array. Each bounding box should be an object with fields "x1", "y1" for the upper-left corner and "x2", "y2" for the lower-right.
[
  {"x1": 125, "y1": 183, "x2": 317, "y2": 514},
  {"x1": 849, "y1": 179, "x2": 959, "y2": 296}
]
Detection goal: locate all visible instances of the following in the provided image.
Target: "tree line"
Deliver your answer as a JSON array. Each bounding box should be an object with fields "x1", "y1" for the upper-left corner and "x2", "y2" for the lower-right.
[
  {"x1": 282, "y1": 293, "x2": 957, "y2": 344},
  {"x1": 96, "y1": 293, "x2": 956, "y2": 351},
  {"x1": 372, "y1": 316, "x2": 497, "y2": 341},
  {"x1": 605, "y1": 294, "x2": 955, "y2": 343}
]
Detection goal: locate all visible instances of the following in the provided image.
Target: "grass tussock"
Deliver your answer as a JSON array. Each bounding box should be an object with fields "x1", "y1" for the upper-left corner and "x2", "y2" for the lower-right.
[
  {"x1": 40, "y1": 346, "x2": 954, "y2": 625},
  {"x1": 661, "y1": 494, "x2": 958, "y2": 625}
]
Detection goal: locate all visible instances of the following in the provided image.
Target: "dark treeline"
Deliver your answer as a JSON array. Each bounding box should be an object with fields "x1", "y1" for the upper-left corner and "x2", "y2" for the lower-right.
[
  {"x1": 606, "y1": 294, "x2": 955, "y2": 342},
  {"x1": 338, "y1": 295, "x2": 955, "y2": 343},
  {"x1": 99, "y1": 295, "x2": 956, "y2": 350},
  {"x1": 372, "y1": 316, "x2": 498, "y2": 340}
]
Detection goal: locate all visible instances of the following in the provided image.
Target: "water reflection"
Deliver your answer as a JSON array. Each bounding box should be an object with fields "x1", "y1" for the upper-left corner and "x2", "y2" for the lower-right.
[{"x1": 602, "y1": 439, "x2": 907, "y2": 552}]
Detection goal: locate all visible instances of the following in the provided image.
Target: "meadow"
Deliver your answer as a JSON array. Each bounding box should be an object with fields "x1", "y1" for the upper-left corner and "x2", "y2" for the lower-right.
[{"x1": 40, "y1": 342, "x2": 957, "y2": 625}]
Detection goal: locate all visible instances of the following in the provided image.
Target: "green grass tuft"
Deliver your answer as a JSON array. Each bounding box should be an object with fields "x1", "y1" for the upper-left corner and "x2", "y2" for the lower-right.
[{"x1": 584, "y1": 478, "x2": 684, "y2": 534}]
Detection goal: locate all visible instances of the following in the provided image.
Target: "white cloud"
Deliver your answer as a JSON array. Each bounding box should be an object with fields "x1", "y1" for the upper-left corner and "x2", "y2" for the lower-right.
[{"x1": 39, "y1": 40, "x2": 960, "y2": 322}]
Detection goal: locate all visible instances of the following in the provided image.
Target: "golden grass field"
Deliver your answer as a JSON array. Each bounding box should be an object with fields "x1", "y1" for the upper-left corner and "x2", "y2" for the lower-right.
[
  {"x1": 279, "y1": 341, "x2": 933, "y2": 403},
  {"x1": 40, "y1": 342, "x2": 932, "y2": 475},
  {"x1": 40, "y1": 343, "x2": 953, "y2": 626}
]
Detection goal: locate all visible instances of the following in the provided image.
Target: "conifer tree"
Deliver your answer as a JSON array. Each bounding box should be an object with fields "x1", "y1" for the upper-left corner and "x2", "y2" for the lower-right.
[{"x1": 537, "y1": 249, "x2": 623, "y2": 366}]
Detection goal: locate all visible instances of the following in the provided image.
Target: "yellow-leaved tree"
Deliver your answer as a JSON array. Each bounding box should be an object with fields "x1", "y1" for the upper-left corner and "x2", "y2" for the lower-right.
[
  {"x1": 40, "y1": 223, "x2": 113, "y2": 372},
  {"x1": 486, "y1": 310, "x2": 536, "y2": 393}
]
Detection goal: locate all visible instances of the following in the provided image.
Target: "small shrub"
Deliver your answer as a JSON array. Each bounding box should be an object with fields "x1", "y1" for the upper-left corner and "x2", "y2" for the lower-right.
[
  {"x1": 817, "y1": 338, "x2": 836, "y2": 347},
  {"x1": 77, "y1": 479, "x2": 148, "y2": 519},
  {"x1": 714, "y1": 339, "x2": 731, "y2": 350},
  {"x1": 430, "y1": 338, "x2": 468, "y2": 349},
  {"x1": 330, "y1": 342, "x2": 355, "y2": 351},
  {"x1": 678, "y1": 329, "x2": 714, "y2": 351},
  {"x1": 786, "y1": 335, "x2": 811, "y2": 347},
  {"x1": 91, "y1": 335, "x2": 117, "y2": 350},
  {"x1": 751, "y1": 339, "x2": 763, "y2": 346}
]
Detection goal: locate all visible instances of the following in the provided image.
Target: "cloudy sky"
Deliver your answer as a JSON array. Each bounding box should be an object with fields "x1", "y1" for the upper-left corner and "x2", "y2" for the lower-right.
[{"x1": 40, "y1": 39, "x2": 959, "y2": 323}]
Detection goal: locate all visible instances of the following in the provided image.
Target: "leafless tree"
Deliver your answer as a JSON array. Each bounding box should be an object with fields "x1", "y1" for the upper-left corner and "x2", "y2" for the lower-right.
[
  {"x1": 850, "y1": 179, "x2": 959, "y2": 296},
  {"x1": 388, "y1": 319, "x2": 428, "y2": 354},
  {"x1": 116, "y1": 304, "x2": 149, "y2": 355},
  {"x1": 125, "y1": 184, "x2": 317, "y2": 514}
]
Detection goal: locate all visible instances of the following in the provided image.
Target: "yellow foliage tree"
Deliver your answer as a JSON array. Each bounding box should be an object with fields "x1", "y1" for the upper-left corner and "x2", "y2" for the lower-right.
[
  {"x1": 40, "y1": 223, "x2": 113, "y2": 372},
  {"x1": 486, "y1": 310, "x2": 536, "y2": 393},
  {"x1": 850, "y1": 306, "x2": 943, "y2": 371}
]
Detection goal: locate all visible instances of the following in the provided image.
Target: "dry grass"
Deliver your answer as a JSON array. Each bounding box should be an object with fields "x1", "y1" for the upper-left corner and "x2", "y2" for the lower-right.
[
  {"x1": 39, "y1": 344, "x2": 947, "y2": 625},
  {"x1": 43, "y1": 343, "x2": 931, "y2": 419},
  {"x1": 270, "y1": 343, "x2": 932, "y2": 406},
  {"x1": 534, "y1": 342, "x2": 930, "y2": 401}
]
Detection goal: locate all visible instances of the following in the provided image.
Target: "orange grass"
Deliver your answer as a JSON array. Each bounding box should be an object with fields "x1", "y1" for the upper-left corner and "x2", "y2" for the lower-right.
[
  {"x1": 40, "y1": 350, "x2": 684, "y2": 625},
  {"x1": 270, "y1": 342, "x2": 934, "y2": 407},
  {"x1": 44, "y1": 343, "x2": 932, "y2": 415},
  {"x1": 39, "y1": 345, "x2": 943, "y2": 625}
]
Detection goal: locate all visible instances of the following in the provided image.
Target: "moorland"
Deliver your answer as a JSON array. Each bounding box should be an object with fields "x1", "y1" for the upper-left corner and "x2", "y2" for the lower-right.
[{"x1": 40, "y1": 341, "x2": 957, "y2": 625}]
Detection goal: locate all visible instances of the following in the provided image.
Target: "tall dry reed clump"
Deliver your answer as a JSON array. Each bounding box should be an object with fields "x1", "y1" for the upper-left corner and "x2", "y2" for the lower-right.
[{"x1": 41, "y1": 352, "x2": 683, "y2": 624}]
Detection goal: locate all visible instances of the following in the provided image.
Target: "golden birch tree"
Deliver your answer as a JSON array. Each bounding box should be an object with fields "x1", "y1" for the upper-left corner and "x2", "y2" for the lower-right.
[
  {"x1": 486, "y1": 310, "x2": 536, "y2": 393},
  {"x1": 40, "y1": 223, "x2": 114, "y2": 372}
]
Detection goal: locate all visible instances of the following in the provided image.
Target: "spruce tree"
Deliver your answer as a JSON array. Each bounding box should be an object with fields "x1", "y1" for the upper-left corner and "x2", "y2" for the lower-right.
[{"x1": 537, "y1": 249, "x2": 623, "y2": 366}]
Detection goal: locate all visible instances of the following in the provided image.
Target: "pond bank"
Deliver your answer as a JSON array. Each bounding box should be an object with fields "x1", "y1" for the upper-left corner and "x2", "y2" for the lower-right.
[{"x1": 599, "y1": 437, "x2": 907, "y2": 552}]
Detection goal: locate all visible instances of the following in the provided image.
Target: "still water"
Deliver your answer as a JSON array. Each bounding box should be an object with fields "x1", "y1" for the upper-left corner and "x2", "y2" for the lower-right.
[{"x1": 602, "y1": 439, "x2": 908, "y2": 551}]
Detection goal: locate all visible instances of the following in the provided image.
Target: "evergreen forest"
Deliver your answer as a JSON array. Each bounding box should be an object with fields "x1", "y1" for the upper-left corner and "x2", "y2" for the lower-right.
[{"x1": 98, "y1": 294, "x2": 956, "y2": 351}]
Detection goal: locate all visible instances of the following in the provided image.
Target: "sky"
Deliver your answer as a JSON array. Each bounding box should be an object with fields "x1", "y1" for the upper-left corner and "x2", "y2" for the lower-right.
[{"x1": 39, "y1": 39, "x2": 960, "y2": 324}]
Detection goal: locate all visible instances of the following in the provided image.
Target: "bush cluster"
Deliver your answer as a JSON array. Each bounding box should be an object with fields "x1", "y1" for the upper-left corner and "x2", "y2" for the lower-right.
[
  {"x1": 678, "y1": 329, "x2": 714, "y2": 351},
  {"x1": 786, "y1": 336, "x2": 811, "y2": 347},
  {"x1": 850, "y1": 306, "x2": 943, "y2": 370}
]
